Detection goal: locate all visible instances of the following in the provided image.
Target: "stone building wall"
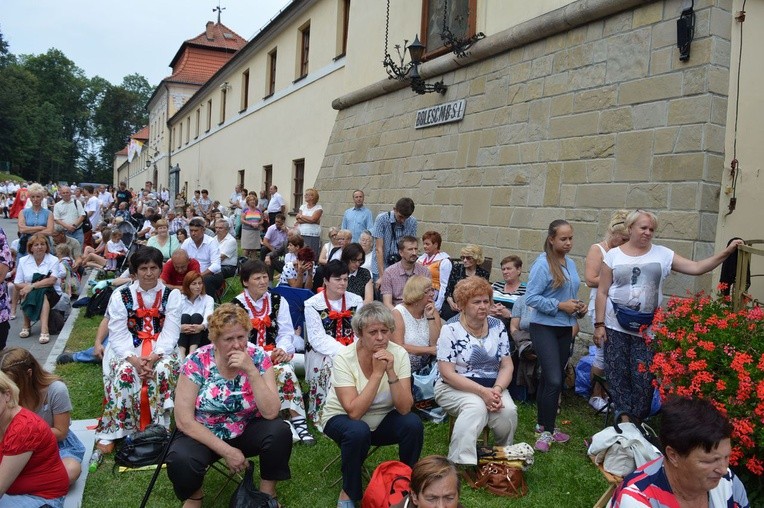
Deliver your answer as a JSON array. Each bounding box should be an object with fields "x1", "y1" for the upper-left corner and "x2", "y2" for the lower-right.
[{"x1": 316, "y1": 0, "x2": 732, "y2": 307}]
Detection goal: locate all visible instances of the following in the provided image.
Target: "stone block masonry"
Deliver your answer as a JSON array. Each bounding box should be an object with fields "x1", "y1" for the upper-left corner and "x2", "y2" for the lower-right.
[{"x1": 318, "y1": 0, "x2": 731, "y2": 304}]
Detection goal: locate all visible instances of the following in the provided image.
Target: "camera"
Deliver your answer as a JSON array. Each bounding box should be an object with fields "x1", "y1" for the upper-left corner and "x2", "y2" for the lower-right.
[{"x1": 386, "y1": 253, "x2": 401, "y2": 265}]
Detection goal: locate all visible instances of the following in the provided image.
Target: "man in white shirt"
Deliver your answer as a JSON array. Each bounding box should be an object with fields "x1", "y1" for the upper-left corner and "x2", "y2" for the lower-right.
[
  {"x1": 98, "y1": 185, "x2": 114, "y2": 212},
  {"x1": 83, "y1": 185, "x2": 102, "y2": 228},
  {"x1": 53, "y1": 185, "x2": 86, "y2": 246},
  {"x1": 266, "y1": 185, "x2": 286, "y2": 219},
  {"x1": 182, "y1": 217, "x2": 224, "y2": 297},
  {"x1": 212, "y1": 219, "x2": 239, "y2": 279}
]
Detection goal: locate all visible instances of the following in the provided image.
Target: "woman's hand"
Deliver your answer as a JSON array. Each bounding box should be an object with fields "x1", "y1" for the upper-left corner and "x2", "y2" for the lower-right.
[
  {"x1": 222, "y1": 445, "x2": 247, "y2": 474},
  {"x1": 480, "y1": 386, "x2": 503, "y2": 412},
  {"x1": 227, "y1": 350, "x2": 256, "y2": 376},
  {"x1": 18, "y1": 284, "x2": 32, "y2": 298},
  {"x1": 558, "y1": 299, "x2": 581, "y2": 315},
  {"x1": 726, "y1": 238, "x2": 744, "y2": 254},
  {"x1": 447, "y1": 297, "x2": 459, "y2": 312},
  {"x1": 424, "y1": 302, "x2": 437, "y2": 319},
  {"x1": 593, "y1": 326, "x2": 607, "y2": 347},
  {"x1": 372, "y1": 349, "x2": 393, "y2": 377},
  {"x1": 270, "y1": 348, "x2": 290, "y2": 364}
]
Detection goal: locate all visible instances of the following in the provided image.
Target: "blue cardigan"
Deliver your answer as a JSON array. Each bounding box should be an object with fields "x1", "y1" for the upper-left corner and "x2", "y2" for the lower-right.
[{"x1": 525, "y1": 252, "x2": 580, "y2": 327}]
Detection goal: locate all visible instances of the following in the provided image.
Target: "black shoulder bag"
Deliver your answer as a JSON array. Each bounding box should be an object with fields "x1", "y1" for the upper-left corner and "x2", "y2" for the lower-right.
[{"x1": 230, "y1": 460, "x2": 279, "y2": 508}]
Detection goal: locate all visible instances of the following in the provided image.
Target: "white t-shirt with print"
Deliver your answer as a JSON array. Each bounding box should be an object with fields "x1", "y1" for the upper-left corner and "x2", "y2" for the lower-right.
[{"x1": 603, "y1": 244, "x2": 674, "y2": 336}]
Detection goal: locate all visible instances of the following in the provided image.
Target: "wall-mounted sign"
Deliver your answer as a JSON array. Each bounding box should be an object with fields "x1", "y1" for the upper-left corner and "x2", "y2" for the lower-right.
[{"x1": 414, "y1": 99, "x2": 466, "y2": 129}]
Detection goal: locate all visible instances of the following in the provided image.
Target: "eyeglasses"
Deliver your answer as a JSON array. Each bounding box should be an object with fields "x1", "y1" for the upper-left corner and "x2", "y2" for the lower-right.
[{"x1": 460, "y1": 256, "x2": 474, "y2": 261}]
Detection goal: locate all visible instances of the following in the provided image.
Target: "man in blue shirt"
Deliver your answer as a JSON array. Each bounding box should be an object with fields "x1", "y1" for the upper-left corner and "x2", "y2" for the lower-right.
[
  {"x1": 372, "y1": 197, "x2": 417, "y2": 287},
  {"x1": 341, "y1": 190, "x2": 374, "y2": 242}
]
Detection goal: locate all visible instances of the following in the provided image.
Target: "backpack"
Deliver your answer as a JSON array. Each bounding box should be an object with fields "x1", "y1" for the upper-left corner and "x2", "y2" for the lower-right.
[
  {"x1": 85, "y1": 285, "x2": 114, "y2": 318},
  {"x1": 361, "y1": 461, "x2": 412, "y2": 508}
]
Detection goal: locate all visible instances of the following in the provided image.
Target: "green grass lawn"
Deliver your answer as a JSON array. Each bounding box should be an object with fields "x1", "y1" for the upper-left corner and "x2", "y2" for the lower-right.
[{"x1": 57, "y1": 289, "x2": 613, "y2": 507}]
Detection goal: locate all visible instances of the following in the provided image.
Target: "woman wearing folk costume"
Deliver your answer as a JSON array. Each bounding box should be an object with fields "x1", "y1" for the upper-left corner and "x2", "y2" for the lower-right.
[
  {"x1": 94, "y1": 246, "x2": 181, "y2": 453},
  {"x1": 304, "y1": 260, "x2": 364, "y2": 427},
  {"x1": 233, "y1": 259, "x2": 315, "y2": 445}
]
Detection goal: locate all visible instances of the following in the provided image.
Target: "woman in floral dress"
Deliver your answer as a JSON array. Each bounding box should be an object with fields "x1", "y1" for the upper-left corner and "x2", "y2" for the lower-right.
[
  {"x1": 94, "y1": 246, "x2": 181, "y2": 453},
  {"x1": 233, "y1": 259, "x2": 314, "y2": 445},
  {"x1": 304, "y1": 260, "x2": 364, "y2": 426},
  {"x1": 166, "y1": 304, "x2": 292, "y2": 508}
]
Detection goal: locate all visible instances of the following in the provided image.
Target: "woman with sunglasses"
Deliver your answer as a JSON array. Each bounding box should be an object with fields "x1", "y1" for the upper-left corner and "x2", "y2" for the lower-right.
[
  {"x1": 594, "y1": 210, "x2": 742, "y2": 423},
  {"x1": 440, "y1": 244, "x2": 489, "y2": 321}
]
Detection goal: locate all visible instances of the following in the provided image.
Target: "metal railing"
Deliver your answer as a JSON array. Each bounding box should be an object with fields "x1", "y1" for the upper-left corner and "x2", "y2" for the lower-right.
[{"x1": 732, "y1": 240, "x2": 764, "y2": 311}]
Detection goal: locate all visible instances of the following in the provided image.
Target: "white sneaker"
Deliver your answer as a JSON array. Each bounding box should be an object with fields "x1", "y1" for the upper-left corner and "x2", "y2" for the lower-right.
[{"x1": 589, "y1": 396, "x2": 608, "y2": 412}]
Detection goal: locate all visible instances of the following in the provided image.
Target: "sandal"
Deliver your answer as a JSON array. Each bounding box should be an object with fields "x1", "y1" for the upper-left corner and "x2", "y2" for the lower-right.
[
  {"x1": 19, "y1": 328, "x2": 30, "y2": 338},
  {"x1": 39, "y1": 333, "x2": 50, "y2": 344},
  {"x1": 9, "y1": 314, "x2": 15, "y2": 320},
  {"x1": 290, "y1": 418, "x2": 316, "y2": 446}
]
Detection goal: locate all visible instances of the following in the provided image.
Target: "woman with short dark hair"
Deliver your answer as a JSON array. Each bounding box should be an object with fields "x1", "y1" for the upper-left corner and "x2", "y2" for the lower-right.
[
  {"x1": 304, "y1": 260, "x2": 364, "y2": 425},
  {"x1": 233, "y1": 259, "x2": 313, "y2": 445},
  {"x1": 94, "y1": 246, "x2": 181, "y2": 453},
  {"x1": 342, "y1": 243, "x2": 372, "y2": 303},
  {"x1": 611, "y1": 397, "x2": 749, "y2": 507}
]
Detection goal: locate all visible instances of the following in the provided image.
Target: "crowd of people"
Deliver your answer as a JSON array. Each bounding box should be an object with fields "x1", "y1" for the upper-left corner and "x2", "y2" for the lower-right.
[{"x1": 0, "y1": 181, "x2": 751, "y2": 507}]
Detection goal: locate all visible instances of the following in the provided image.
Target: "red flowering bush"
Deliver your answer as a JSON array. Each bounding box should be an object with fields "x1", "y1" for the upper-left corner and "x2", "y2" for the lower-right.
[{"x1": 647, "y1": 284, "x2": 764, "y2": 476}]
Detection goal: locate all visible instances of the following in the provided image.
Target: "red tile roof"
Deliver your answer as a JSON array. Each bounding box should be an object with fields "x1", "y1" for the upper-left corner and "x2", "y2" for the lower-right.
[
  {"x1": 166, "y1": 47, "x2": 239, "y2": 85},
  {"x1": 168, "y1": 21, "x2": 247, "y2": 70},
  {"x1": 132, "y1": 126, "x2": 149, "y2": 141},
  {"x1": 116, "y1": 147, "x2": 128, "y2": 156}
]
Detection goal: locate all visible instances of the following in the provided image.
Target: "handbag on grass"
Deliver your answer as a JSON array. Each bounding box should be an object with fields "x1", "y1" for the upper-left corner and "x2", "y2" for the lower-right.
[
  {"x1": 469, "y1": 461, "x2": 528, "y2": 498},
  {"x1": 114, "y1": 424, "x2": 170, "y2": 469},
  {"x1": 230, "y1": 460, "x2": 279, "y2": 508}
]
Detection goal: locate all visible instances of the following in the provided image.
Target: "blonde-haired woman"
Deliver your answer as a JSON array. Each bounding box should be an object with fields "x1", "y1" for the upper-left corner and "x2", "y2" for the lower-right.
[
  {"x1": 17, "y1": 183, "x2": 54, "y2": 256},
  {"x1": 583, "y1": 210, "x2": 630, "y2": 411},
  {"x1": 594, "y1": 210, "x2": 742, "y2": 422},
  {"x1": 295, "y1": 188, "x2": 322, "y2": 262},
  {"x1": 441, "y1": 244, "x2": 489, "y2": 321},
  {"x1": 391, "y1": 275, "x2": 441, "y2": 372}
]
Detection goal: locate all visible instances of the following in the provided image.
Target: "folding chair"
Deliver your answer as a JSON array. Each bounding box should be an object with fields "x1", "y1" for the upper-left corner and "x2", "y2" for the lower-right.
[
  {"x1": 321, "y1": 445, "x2": 383, "y2": 488},
  {"x1": 141, "y1": 426, "x2": 244, "y2": 508}
]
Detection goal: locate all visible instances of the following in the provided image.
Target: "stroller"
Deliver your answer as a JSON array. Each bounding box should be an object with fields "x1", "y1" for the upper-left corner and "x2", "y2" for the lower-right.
[{"x1": 115, "y1": 220, "x2": 138, "y2": 273}]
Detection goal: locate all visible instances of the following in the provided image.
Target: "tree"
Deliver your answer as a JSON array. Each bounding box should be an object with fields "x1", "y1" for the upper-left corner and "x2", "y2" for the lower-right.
[{"x1": 92, "y1": 74, "x2": 152, "y2": 178}]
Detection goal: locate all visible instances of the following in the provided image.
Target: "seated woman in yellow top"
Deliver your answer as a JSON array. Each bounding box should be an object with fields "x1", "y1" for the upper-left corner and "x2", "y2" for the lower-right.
[{"x1": 320, "y1": 302, "x2": 424, "y2": 508}]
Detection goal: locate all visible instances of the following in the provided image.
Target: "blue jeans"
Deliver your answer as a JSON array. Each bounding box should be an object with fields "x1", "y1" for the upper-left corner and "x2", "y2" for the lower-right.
[
  {"x1": 0, "y1": 494, "x2": 64, "y2": 508},
  {"x1": 72, "y1": 337, "x2": 109, "y2": 363},
  {"x1": 67, "y1": 229, "x2": 84, "y2": 248},
  {"x1": 323, "y1": 410, "x2": 423, "y2": 501}
]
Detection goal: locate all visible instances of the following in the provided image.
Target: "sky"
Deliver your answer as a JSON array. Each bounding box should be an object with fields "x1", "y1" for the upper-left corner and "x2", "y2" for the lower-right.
[{"x1": 2, "y1": 0, "x2": 291, "y2": 86}]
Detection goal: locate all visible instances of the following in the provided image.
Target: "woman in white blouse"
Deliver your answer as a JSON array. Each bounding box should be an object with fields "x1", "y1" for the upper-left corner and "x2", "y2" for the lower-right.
[
  {"x1": 15, "y1": 233, "x2": 64, "y2": 344},
  {"x1": 391, "y1": 275, "x2": 441, "y2": 373},
  {"x1": 178, "y1": 270, "x2": 214, "y2": 358},
  {"x1": 295, "y1": 188, "x2": 322, "y2": 262},
  {"x1": 304, "y1": 260, "x2": 364, "y2": 426}
]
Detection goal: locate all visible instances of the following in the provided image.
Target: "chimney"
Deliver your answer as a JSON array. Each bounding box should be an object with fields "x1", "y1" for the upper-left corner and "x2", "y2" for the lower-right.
[{"x1": 206, "y1": 21, "x2": 214, "y2": 41}]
